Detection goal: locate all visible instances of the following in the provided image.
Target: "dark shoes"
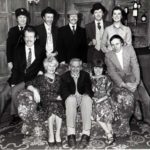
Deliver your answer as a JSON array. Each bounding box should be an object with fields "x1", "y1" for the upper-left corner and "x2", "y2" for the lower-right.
[
  {"x1": 68, "y1": 134, "x2": 76, "y2": 148},
  {"x1": 48, "y1": 140, "x2": 62, "y2": 148},
  {"x1": 78, "y1": 134, "x2": 90, "y2": 149},
  {"x1": 48, "y1": 141, "x2": 55, "y2": 147}
]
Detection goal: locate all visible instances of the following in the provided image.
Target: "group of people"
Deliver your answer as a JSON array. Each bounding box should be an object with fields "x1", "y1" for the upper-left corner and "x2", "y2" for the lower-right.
[{"x1": 0, "y1": 2, "x2": 150, "y2": 149}]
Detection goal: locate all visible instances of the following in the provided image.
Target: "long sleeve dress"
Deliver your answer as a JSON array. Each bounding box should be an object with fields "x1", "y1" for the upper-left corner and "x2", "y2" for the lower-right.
[
  {"x1": 17, "y1": 74, "x2": 64, "y2": 137},
  {"x1": 91, "y1": 75, "x2": 114, "y2": 123}
]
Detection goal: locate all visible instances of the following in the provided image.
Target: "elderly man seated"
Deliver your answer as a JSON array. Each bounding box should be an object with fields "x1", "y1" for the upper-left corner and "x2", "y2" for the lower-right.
[{"x1": 59, "y1": 58, "x2": 93, "y2": 149}]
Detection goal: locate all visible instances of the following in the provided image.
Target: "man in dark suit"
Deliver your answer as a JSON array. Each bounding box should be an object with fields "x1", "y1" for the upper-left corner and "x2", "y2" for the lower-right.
[
  {"x1": 59, "y1": 58, "x2": 93, "y2": 149},
  {"x1": 0, "y1": 26, "x2": 45, "y2": 124},
  {"x1": 36, "y1": 7, "x2": 58, "y2": 58},
  {"x1": 57, "y1": 8, "x2": 87, "y2": 64},
  {"x1": 6, "y1": 8, "x2": 30, "y2": 71},
  {"x1": 85, "y1": 2, "x2": 109, "y2": 65}
]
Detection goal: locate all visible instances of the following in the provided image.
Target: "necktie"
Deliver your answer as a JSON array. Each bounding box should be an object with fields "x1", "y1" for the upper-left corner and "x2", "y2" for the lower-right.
[
  {"x1": 20, "y1": 27, "x2": 23, "y2": 31},
  {"x1": 72, "y1": 26, "x2": 75, "y2": 34},
  {"x1": 27, "y1": 48, "x2": 32, "y2": 68},
  {"x1": 97, "y1": 23, "x2": 101, "y2": 30}
]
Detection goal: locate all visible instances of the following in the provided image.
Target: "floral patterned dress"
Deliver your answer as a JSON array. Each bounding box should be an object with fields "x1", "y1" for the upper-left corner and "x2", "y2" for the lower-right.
[
  {"x1": 26, "y1": 74, "x2": 64, "y2": 119},
  {"x1": 17, "y1": 74, "x2": 65, "y2": 137},
  {"x1": 91, "y1": 75, "x2": 114, "y2": 123}
]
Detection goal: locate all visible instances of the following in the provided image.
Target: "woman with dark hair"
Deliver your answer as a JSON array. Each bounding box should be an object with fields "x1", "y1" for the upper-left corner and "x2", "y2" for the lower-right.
[
  {"x1": 101, "y1": 6, "x2": 132, "y2": 53},
  {"x1": 91, "y1": 59, "x2": 114, "y2": 144}
]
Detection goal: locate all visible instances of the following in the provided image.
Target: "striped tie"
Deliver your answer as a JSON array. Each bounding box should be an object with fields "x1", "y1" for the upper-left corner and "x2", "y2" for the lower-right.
[
  {"x1": 72, "y1": 26, "x2": 75, "y2": 34},
  {"x1": 27, "y1": 48, "x2": 32, "y2": 68}
]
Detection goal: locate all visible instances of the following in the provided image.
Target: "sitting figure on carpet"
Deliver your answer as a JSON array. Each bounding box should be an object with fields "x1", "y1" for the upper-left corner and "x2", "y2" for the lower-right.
[
  {"x1": 91, "y1": 60, "x2": 114, "y2": 145},
  {"x1": 59, "y1": 58, "x2": 94, "y2": 149},
  {"x1": 17, "y1": 56, "x2": 64, "y2": 148}
]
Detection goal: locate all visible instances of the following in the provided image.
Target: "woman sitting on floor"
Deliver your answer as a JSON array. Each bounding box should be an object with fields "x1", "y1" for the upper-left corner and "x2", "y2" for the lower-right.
[{"x1": 17, "y1": 56, "x2": 65, "y2": 147}]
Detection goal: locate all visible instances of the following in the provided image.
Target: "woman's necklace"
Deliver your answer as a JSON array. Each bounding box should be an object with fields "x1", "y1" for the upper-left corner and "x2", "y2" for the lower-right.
[{"x1": 45, "y1": 73, "x2": 55, "y2": 83}]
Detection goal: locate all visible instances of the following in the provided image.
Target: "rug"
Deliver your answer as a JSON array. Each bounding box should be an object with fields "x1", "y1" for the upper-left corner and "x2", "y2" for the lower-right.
[{"x1": 0, "y1": 119, "x2": 150, "y2": 150}]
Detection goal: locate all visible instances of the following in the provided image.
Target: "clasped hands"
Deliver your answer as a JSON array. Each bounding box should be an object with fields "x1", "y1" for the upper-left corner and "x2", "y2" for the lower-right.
[{"x1": 121, "y1": 82, "x2": 137, "y2": 92}]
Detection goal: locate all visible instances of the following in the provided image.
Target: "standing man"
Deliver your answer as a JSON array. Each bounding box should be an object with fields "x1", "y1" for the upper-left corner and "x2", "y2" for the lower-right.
[
  {"x1": 85, "y1": 2, "x2": 109, "y2": 65},
  {"x1": 101, "y1": 6, "x2": 132, "y2": 53},
  {"x1": 105, "y1": 34, "x2": 150, "y2": 125},
  {"x1": 57, "y1": 8, "x2": 87, "y2": 64},
  {"x1": 59, "y1": 58, "x2": 93, "y2": 149},
  {"x1": 6, "y1": 8, "x2": 30, "y2": 71},
  {"x1": 36, "y1": 7, "x2": 58, "y2": 58},
  {"x1": 0, "y1": 26, "x2": 45, "y2": 124}
]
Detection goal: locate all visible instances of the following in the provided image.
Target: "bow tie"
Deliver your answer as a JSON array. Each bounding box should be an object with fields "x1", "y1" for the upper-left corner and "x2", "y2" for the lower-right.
[{"x1": 71, "y1": 73, "x2": 79, "y2": 79}]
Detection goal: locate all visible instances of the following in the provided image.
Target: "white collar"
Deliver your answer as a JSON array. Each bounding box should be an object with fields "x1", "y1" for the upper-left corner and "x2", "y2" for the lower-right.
[
  {"x1": 44, "y1": 22, "x2": 52, "y2": 31},
  {"x1": 69, "y1": 23, "x2": 77, "y2": 30},
  {"x1": 25, "y1": 45, "x2": 34, "y2": 51},
  {"x1": 95, "y1": 20, "x2": 103, "y2": 26}
]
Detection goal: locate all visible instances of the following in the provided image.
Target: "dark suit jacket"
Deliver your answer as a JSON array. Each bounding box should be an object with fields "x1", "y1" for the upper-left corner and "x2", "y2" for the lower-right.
[
  {"x1": 8, "y1": 43, "x2": 45, "y2": 85},
  {"x1": 57, "y1": 24, "x2": 87, "y2": 63},
  {"x1": 59, "y1": 70, "x2": 94, "y2": 101},
  {"x1": 85, "y1": 21, "x2": 110, "y2": 48},
  {"x1": 6, "y1": 25, "x2": 28, "y2": 63},
  {"x1": 85, "y1": 21, "x2": 110, "y2": 64},
  {"x1": 36, "y1": 23, "x2": 58, "y2": 53}
]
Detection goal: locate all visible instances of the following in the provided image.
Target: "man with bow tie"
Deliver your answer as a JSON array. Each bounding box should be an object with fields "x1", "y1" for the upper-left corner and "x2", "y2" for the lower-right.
[
  {"x1": 85, "y1": 3, "x2": 110, "y2": 65},
  {"x1": 36, "y1": 7, "x2": 58, "y2": 58},
  {"x1": 59, "y1": 58, "x2": 93, "y2": 149},
  {"x1": 0, "y1": 26, "x2": 45, "y2": 125}
]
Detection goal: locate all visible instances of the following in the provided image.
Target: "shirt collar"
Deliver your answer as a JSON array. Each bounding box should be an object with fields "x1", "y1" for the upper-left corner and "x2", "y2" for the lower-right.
[
  {"x1": 44, "y1": 22, "x2": 51, "y2": 31},
  {"x1": 18, "y1": 25, "x2": 25, "y2": 30},
  {"x1": 115, "y1": 47, "x2": 123, "y2": 54},
  {"x1": 25, "y1": 45, "x2": 34, "y2": 51},
  {"x1": 113, "y1": 23, "x2": 124, "y2": 30},
  {"x1": 95, "y1": 20, "x2": 103, "y2": 27},
  {"x1": 69, "y1": 23, "x2": 77, "y2": 30},
  {"x1": 71, "y1": 72, "x2": 79, "y2": 79}
]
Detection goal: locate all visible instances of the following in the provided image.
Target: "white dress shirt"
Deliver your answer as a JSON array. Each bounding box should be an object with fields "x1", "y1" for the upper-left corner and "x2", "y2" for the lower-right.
[
  {"x1": 44, "y1": 23, "x2": 53, "y2": 55},
  {"x1": 25, "y1": 45, "x2": 35, "y2": 64},
  {"x1": 69, "y1": 23, "x2": 77, "y2": 32},
  {"x1": 115, "y1": 48, "x2": 123, "y2": 69}
]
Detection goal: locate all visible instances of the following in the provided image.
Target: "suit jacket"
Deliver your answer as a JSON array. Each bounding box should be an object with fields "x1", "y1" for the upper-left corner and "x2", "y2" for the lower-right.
[
  {"x1": 85, "y1": 21, "x2": 110, "y2": 49},
  {"x1": 57, "y1": 24, "x2": 87, "y2": 63},
  {"x1": 59, "y1": 70, "x2": 94, "y2": 101},
  {"x1": 6, "y1": 25, "x2": 28, "y2": 63},
  {"x1": 36, "y1": 23, "x2": 58, "y2": 52},
  {"x1": 8, "y1": 43, "x2": 45, "y2": 85},
  {"x1": 105, "y1": 45, "x2": 140, "y2": 87}
]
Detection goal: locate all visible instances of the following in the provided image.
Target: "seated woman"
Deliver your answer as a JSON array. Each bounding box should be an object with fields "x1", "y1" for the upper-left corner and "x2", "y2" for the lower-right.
[
  {"x1": 91, "y1": 60, "x2": 114, "y2": 145},
  {"x1": 17, "y1": 56, "x2": 64, "y2": 147}
]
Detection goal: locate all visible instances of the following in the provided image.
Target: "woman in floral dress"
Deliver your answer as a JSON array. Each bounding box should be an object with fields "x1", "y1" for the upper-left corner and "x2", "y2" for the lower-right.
[
  {"x1": 91, "y1": 60, "x2": 114, "y2": 144},
  {"x1": 17, "y1": 56, "x2": 64, "y2": 146}
]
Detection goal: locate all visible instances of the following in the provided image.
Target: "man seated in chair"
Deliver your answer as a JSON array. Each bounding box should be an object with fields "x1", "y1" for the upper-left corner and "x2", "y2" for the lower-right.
[{"x1": 59, "y1": 58, "x2": 93, "y2": 149}]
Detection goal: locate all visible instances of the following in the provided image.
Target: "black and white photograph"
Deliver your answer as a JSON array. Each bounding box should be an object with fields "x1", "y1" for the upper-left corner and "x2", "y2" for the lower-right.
[{"x1": 0, "y1": 0, "x2": 150, "y2": 149}]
